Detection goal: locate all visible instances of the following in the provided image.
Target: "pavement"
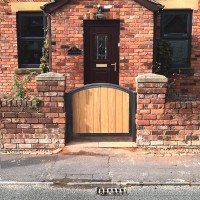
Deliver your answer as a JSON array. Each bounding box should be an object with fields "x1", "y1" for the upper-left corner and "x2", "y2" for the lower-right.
[{"x1": 1, "y1": 144, "x2": 200, "y2": 186}]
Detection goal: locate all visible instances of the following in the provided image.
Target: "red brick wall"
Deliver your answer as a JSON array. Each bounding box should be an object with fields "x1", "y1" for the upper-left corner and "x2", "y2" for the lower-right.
[
  {"x1": 1, "y1": 72, "x2": 200, "y2": 150},
  {"x1": 136, "y1": 74, "x2": 200, "y2": 147},
  {"x1": 0, "y1": 72, "x2": 66, "y2": 151},
  {"x1": 50, "y1": 0, "x2": 154, "y2": 92},
  {"x1": 168, "y1": 73, "x2": 200, "y2": 100},
  {"x1": 0, "y1": 2, "x2": 18, "y2": 95},
  {"x1": 191, "y1": 0, "x2": 200, "y2": 72}
]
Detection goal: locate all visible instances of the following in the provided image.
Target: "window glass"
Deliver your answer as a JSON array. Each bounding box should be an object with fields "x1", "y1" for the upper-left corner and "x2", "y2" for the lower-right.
[
  {"x1": 163, "y1": 14, "x2": 188, "y2": 36},
  {"x1": 21, "y1": 16, "x2": 44, "y2": 37},
  {"x1": 20, "y1": 40, "x2": 43, "y2": 64},
  {"x1": 168, "y1": 40, "x2": 189, "y2": 67}
]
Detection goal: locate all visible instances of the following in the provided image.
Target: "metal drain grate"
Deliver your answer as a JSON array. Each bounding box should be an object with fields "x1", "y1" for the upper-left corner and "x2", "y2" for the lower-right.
[{"x1": 97, "y1": 187, "x2": 127, "y2": 196}]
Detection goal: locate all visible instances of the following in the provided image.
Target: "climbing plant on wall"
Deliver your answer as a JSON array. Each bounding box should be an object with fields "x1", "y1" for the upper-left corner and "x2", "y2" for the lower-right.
[
  {"x1": 0, "y1": 0, "x2": 8, "y2": 22},
  {"x1": 1, "y1": 0, "x2": 8, "y2": 4},
  {"x1": 12, "y1": 72, "x2": 37, "y2": 99},
  {"x1": 40, "y1": 26, "x2": 49, "y2": 73}
]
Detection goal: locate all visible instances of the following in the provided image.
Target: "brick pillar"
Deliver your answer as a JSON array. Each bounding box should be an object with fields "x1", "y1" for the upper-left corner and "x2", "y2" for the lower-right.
[
  {"x1": 36, "y1": 72, "x2": 66, "y2": 149},
  {"x1": 136, "y1": 73, "x2": 168, "y2": 146}
]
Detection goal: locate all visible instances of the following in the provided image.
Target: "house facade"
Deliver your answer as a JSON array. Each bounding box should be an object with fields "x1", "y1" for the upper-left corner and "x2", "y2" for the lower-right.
[
  {"x1": 0, "y1": 0, "x2": 199, "y2": 95},
  {"x1": 0, "y1": 0, "x2": 200, "y2": 150}
]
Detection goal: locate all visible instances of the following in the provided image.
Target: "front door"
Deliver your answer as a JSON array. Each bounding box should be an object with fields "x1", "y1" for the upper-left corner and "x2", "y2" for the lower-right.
[{"x1": 84, "y1": 20, "x2": 120, "y2": 84}]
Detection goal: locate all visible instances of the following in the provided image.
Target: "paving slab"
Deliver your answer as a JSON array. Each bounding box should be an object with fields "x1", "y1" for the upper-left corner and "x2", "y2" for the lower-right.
[
  {"x1": 0, "y1": 155, "x2": 57, "y2": 182},
  {"x1": 109, "y1": 155, "x2": 200, "y2": 183},
  {"x1": 46, "y1": 155, "x2": 110, "y2": 182},
  {"x1": 0, "y1": 147, "x2": 200, "y2": 184}
]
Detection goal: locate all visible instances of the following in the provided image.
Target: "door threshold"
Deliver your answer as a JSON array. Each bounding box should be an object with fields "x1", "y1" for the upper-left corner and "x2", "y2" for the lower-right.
[{"x1": 66, "y1": 137, "x2": 137, "y2": 148}]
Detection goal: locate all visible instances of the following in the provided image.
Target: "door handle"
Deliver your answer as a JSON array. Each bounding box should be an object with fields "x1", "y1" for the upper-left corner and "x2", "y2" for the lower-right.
[{"x1": 111, "y1": 62, "x2": 117, "y2": 72}]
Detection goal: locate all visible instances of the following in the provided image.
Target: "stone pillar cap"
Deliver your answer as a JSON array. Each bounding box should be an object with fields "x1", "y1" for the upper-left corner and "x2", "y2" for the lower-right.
[
  {"x1": 36, "y1": 72, "x2": 66, "y2": 81},
  {"x1": 136, "y1": 73, "x2": 168, "y2": 83}
]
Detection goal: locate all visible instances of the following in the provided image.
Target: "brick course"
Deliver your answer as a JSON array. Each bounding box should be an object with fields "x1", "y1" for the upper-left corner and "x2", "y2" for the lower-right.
[
  {"x1": 136, "y1": 74, "x2": 200, "y2": 147},
  {"x1": 0, "y1": 72, "x2": 66, "y2": 150}
]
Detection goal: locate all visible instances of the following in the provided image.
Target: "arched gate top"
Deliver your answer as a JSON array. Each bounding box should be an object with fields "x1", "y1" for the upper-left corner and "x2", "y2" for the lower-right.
[{"x1": 68, "y1": 83, "x2": 135, "y2": 95}]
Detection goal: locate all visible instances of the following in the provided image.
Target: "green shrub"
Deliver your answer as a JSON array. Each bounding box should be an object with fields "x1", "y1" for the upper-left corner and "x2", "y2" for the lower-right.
[{"x1": 153, "y1": 39, "x2": 173, "y2": 77}]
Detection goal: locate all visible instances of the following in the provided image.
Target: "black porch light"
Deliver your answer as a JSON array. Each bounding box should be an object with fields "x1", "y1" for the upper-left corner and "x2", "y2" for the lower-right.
[{"x1": 96, "y1": 4, "x2": 105, "y2": 19}]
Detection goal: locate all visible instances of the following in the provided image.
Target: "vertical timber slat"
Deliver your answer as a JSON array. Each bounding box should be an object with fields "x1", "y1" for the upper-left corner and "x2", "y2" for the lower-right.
[
  {"x1": 93, "y1": 88, "x2": 101, "y2": 133},
  {"x1": 115, "y1": 90, "x2": 123, "y2": 133},
  {"x1": 86, "y1": 89, "x2": 94, "y2": 133},
  {"x1": 72, "y1": 93, "x2": 79, "y2": 133},
  {"x1": 122, "y1": 92, "x2": 129, "y2": 133},
  {"x1": 78, "y1": 90, "x2": 87, "y2": 133},
  {"x1": 108, "y1": 88, "x2": 116, "y2": 133},
  {"x1": 100, "y1": 88, "x2": 109, "y2": 133}
]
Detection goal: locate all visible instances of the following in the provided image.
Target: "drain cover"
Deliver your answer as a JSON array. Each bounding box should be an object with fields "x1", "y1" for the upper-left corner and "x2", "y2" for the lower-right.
[{"x1": 97, "y1": 187, "x2": 127, "y2": 196}]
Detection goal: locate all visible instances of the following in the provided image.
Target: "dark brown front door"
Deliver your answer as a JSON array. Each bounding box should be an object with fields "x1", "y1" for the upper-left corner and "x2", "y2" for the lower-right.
[{"x1": 84, "y1": 20, "x2": 120, "y2": 84}]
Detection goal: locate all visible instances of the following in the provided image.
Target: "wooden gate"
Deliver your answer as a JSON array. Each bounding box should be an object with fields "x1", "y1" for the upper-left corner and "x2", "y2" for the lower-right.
[{"x1": 65, "y1": 84, "x2": 136, "y2": 141}]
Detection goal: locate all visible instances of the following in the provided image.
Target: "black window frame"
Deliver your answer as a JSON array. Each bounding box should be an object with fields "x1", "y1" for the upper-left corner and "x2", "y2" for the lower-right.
[
  {"x1": 17, "y1": 12, "x2": 46, "y2": 68},
  {"x1": 160, "y1": 9, "x2": 193, "y2": 68}
]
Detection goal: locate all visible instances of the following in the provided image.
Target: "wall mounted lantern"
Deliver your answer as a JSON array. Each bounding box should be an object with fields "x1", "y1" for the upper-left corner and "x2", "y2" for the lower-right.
[{"x1": 96, "y1": 4, "x2": 104, "y2": 19}]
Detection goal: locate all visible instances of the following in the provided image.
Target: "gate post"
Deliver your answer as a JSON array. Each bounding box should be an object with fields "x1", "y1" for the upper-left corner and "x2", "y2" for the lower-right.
[
  {"x1": 36, "y1": 72, "x2": 66, "y2": 149},
  {"x1": 136, "y1": 73, "x2": 168, "y2": 146}
]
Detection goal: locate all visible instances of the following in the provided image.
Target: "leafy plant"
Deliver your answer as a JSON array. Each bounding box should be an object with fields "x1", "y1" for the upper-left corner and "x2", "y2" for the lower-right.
[
  {"x1": 12, "y1": 73, "x2": 41, "y2": 111},
  {"x1": 30, "y1": 96, "x2": 41, "y2": 112},
  {"x1": 1, "y1": 0, "x2": 8, "y2": 4},
  {"x1": 40, "y1": 27, "x2": 49, "y2": 73},
  {"x1": 0, "y1": 0, "x2": 8, "y2": 22},
  {"x1": 12, "y1": 72, "x2": 37, "y2": 99},
  {"x1": 12, "y1": 74, "x2": 27, "y2": 99},
  {"x1": 153, "y1": 39, "x2": 173, "y2": 77}
]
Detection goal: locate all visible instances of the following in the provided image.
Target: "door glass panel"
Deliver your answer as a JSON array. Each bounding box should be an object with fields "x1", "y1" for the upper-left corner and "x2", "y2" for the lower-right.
[{"x1": 95, "y1": 34, "x2": 108, "y2": 60}]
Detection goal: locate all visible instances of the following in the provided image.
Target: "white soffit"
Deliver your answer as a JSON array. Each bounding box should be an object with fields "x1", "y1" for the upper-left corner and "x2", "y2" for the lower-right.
[
  {"x1": 156, "y1": 0, "x2": 198, "y2": 10},
  {"x1": 10, "y1": 2, "x2": 48, "y2": 12}
]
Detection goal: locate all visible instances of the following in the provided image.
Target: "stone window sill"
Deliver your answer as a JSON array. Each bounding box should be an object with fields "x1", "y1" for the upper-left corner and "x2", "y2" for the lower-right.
[
  {"x1": 14, "y1": 68, "x2": 42, "y2": 75},
  {"x1": 170, "y1": 68, "x2": 195, "y2": 75}
]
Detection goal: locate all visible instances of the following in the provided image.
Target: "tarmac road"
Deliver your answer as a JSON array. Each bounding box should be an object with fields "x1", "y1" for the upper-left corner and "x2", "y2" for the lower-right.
[{"x1": 0, "y1": 184, "x2": 200, "y2": 200}]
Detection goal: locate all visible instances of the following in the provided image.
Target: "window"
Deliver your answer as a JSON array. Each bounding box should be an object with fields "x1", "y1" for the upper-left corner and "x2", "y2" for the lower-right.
[
  {"x1": 17, "y1": 12, "x2": 46, "y2": 68},
  {"x1": 161, "y1": 10, "x2": 192, "y2": 68}
]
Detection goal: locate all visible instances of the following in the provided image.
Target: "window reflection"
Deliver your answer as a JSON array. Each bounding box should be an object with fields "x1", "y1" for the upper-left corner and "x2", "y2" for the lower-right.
[
  {"x1": 21, "y1": 40, "x2": 43, "y2": 64},
  {"x1": 21, "y1": 16, "x2": 44, "y2": 37},
  {"x1": 163, "y1": 14, "x2": 188, "y2": 36}
]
